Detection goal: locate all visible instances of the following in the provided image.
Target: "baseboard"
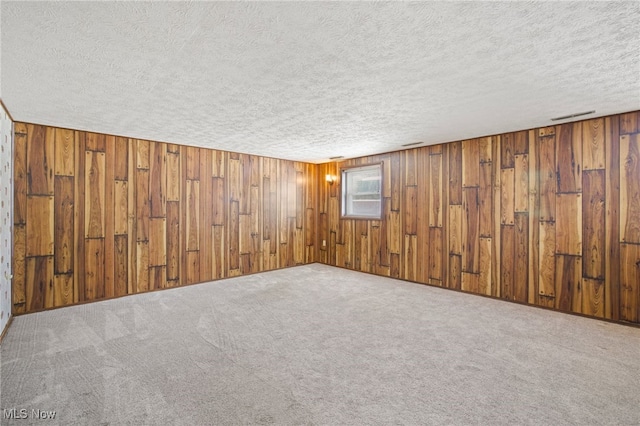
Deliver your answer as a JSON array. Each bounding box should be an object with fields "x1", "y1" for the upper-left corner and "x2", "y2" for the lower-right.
[{"x1": 0, "y1": 316, "x2": 14, "y2": 345}]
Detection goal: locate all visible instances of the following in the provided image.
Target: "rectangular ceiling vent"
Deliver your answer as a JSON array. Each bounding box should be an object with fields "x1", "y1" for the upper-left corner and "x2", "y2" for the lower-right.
[
  {"x1": 329, "y1": 156, "x2": 344, "y2": 160},
  {"x1": 401, "y1": 141, "x2": 423, "y2": 147},
  {"x1": 551, "y1": 110, "x2": 595, "y2": 121}
]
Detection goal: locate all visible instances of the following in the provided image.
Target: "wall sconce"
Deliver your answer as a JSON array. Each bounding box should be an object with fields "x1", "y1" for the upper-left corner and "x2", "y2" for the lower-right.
[{"x1": 325, "y1": 174, "x2": 336, "y2": 185}]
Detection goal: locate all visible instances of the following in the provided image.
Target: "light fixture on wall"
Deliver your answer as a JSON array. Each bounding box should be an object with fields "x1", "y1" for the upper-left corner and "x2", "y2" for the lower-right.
[{"x1": 326, "y1": 174, "x2": 336, "y2": 185}]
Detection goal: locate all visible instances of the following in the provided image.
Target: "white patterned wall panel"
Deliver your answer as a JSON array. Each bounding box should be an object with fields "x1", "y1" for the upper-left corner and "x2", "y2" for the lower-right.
[{"x1": 0, "y1": 104, "x2": 12, "y2": 337}]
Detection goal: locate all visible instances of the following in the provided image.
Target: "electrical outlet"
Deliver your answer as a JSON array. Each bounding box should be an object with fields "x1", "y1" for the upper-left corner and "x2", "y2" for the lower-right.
[{"x1": 322, "y1": 240, "x2": 326, "y2": 247}]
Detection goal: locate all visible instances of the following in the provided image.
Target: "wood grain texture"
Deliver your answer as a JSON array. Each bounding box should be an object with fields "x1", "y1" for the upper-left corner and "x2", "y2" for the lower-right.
[
  {"x1": 556, "y1": 123, "x2": 582, "y2": 193},
  {"x1": 620, "y1": 134, "x2": 640, "y2": 243},
  {"x1": 85, "y1": 238, "x2": 105, "y2": 300},
  {"x1": 620, "y1": 243, "x2": 640, "y2": 323},
  {"x1": 582, "y1": 118, "x2": 605, "y2": 171},
  {"x1": 26, "y1": 256, "x2": 53, "y2": 311},
  {"x1": 538, "y1": 134, "x2": 556, "y2": 222},
  {"x1": 54, "y1": 177, "x2": 74, "y2": 274},
  {"x1": 555, "y1": 255, "x2": 582, "y2": 313},
  {"x1": 500, "y1": 168, "x2": 515, "y2": 225},
  {"x1": 27, "y1": 124, "x2": 54, "y2": 195},
  {"x1": 462, "y1": 188, "x2": 479, "y2": 273},
  {"x1": 12, "y1": 112, "x2": 639, "y2": 324},
  {"x1": 26, "y1": 196, "x2": 54, "y2": 256},
  {"x1": 555, "y1": 193, "x2": 582, "y2": 255},
  {"x1": 54, "y1": 128, "x2": 75, "y2": 176},
  {"x1": 15, "y1": 122, "x2": 316, "y2": 315},
  {"x1": 582, "y1": 170, "x2": 605, "y2": 279},
  {"x1": 85, "y1": 151, "x2": 105, "y2": 238},
  {"x1": 514, "y1": 154, "x2": 528, "y2": 213}
]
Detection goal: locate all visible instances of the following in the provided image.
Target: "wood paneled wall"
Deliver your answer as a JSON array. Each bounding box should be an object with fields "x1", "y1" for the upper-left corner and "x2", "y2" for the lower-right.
[
  {"x1": 318, "y1": 111, "x2": 640, "y2": 324},
  {"x1": 13, "y1": 123, "x2": 317, "y2": 314}
]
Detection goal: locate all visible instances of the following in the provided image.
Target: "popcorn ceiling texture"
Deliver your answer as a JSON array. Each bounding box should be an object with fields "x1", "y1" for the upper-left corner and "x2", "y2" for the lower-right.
[
  {"x1": 1, "y1": 2, "x2": 639, "y2": 163},
  {"x1": 0, "y1": 103, "x2": 12, "y2": 338}
]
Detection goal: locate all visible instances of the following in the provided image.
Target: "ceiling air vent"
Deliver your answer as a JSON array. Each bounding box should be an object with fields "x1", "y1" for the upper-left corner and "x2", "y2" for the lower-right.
[
  {"x1": 329, "y1": 156, "x2": 344, "y2": 160},
  {"x1": 550, "y1": 110, "x2": 595, "y2": 121},
  {"x1": 401, "y1": 141, "x2": 423, "y2": 147}
]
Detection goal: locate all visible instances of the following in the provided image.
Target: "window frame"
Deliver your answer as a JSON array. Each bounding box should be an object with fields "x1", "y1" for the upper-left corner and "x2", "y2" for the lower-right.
[{"x1": 340, "y1": 162, "x2": 383, "y2": 220}]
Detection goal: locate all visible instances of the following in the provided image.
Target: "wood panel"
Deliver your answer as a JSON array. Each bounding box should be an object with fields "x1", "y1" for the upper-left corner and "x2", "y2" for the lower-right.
[
  {"x1": 27, "y1": 124, "x2": 54, "y2": 195},
  {"x1": 556, "y1": 193, "x2": 582, "y2": 255},
  {"x1": 620, "y1": 243, "x2": 640, "y2": 323},
  {"x1": 54, "y1": 177, "x2": 74, "y2": 274},
  {"x1": 556, "y1": 123, "x2": 582, "y2": 193},
  {"x1": 582, "y1": 118, "x2": 605, "y2": 170},
  {"x1": 85, "y1": 151, "x2": 105, "y2": 238},
  {"x1": 26, "y1": 196, "x2": 54, "y2": 256},
  {"x1": 620, "y1": 134, "x2": 640, "y2": 243},
  {"x1": 15, "y1": 122, "x2": 316, "y2": 315},
  {"x1": 582, "y1": 170, "x2": 605, "y2": 279},
  {"x1": 54, "y1": 128, "x2": 75, "y2": 176}
]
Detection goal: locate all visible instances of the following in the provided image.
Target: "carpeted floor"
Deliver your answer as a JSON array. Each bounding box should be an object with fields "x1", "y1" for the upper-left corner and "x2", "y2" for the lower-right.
[{"x1": 1, "y1": 264, "x2": 639, "y2": 425}]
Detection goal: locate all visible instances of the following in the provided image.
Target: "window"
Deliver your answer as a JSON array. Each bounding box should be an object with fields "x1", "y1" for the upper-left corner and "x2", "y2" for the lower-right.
[{"x1": 341, "y1": 163, "x2": 383, "y2": 219}]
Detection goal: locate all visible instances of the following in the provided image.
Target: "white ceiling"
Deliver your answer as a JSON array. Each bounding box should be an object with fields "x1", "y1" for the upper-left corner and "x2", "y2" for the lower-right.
[{"x1": 2, "y1": 1, "x2": 639, "y2": 163}]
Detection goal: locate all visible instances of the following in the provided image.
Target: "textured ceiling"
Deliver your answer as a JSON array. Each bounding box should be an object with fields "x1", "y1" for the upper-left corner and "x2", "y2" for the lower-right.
[{"x1": 2, "y1": 1, "x2": 639, "y2": 163}]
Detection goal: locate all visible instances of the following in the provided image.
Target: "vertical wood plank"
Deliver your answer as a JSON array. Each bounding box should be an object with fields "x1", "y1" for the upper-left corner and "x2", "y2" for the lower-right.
[
  {"x1": 166, "y1": 152, "x2": 180, "y2": 202},
  {"x1": 114, "y1": 137, "x2": 128, "y2": 180},
  {"x1": 114, "y1": 235, "x2": 128, "y2": 297},
  {"x1": 462, "y1": 188, "x2": 479, "y2": 273},
  {"x1": 500, "y1": 168, "x2": 515, "y2": 225},
  {"x1": 85, "y1": 151, "x2": 105, "y2": 238},
  {"x1": 582, "y1": 278, "x2": 605, "y2": 318},
  {"x1": 26, "y1": 196, "x2": 54, "y2": 256},
  {"x1": 148, "y1": 218, "x2": 166, "y2": 266},
  {"x1": 54, "y1": 176, "x2": 74, "y2": 273},
  {"x1": 53, "y1": 273, "x2": 73, "y2": 307},
  {"x1": 27, "y1": 124, "x2": 54, "y2": 195},
  {"x1": 501, "y1": 225, "x2": 515, "y2": 300},
  {"x1": 479, "y1": 237, "x2": 492, "y2": 295},
  {"x1": 429, "y1": 227, "x2": 442, "y2": 281},
  {"x1": 85, "y1": 238, "x2": 105, "y2": 300},
  {"x1": 13, "y1": 124, "x2": 28, "y2": 225},
  {"x1": 449, "y1": 254, "x2": 462, "y2": 290},
  {"x1": 514, "y1": 154, "x2": 529, "y2": 212},
  {"x1": 136, "y1": 168, "x2": 149, "y2": 241},
  {"x1": 429, "y1": 154, "x2": 443, "y2": 227},
  {"x1": 556, "y1": 123, "x2": 582, "y2": 193},
  {"x1": 186, "y1": 180, "x2": 200, "y2": 251},
  {"x1": 449, "y1": 141, "x2": 462, "y2": 205},
  {"x1": 539, "y1": 222, "x2": 556, "y2": 297},
  {"x1": 620, "y1": 243, "x2": 640, "y2": 323},
  {"x1": 54, "y1": 128, "x2": 74, "y2": 176},
  {"x1": 620, "y1": 134, "x2": 640, "y2": 243},
  {"x1": 462, "y1": 139, "x2": 479, "y2": 188},
  {"x1": 136, "y1": 241, "x2": 149, "y2": 292},
  {"x1": 582, "y1": 170, "x2": 605, "y2": 279},
  {"x1": 449, "y1": 204, "x2": 463, "y2": 255},
  {"x1": 229, "y1": 201, "x2": 239, "y2": 271},
  {"x1": 12, "y1": 225, "x2": 27, "y2": 312},
  {"x1": 539, "y1": 135, "x2": 556, "y2": 222},
  {"x1": 85, "y1": 132, "x2": 106, "y2": 152},
  {"x1": 605, "y1": 117, "x2": 620, "y2": 320},
  {"x1": 582, "y1": 118, "x2": 605, "y2": 170},
  {"x1": 114, "y1": 180, "x2": 128, "y2": 235},
  {"x1": 514, "y1": 213, "x2": 528, "y2": 303},
  {"x1": 26, "y1": 256, "x2": 53, "y2": 311},
  {"x1": 136, "y1": 139, "x2": 149, "y2": 169},
  {"x1": 149, "y1": 142, "x2": 167, "y2": 217},
  {"x1": 556, "y1": 193, "x2": 582, "y2": 255},
  {"x1": 555, "y1": 255, "x2": 582, "y2": 313},
  {"x1": 479, "y1": 162, "x2": 492, "y2": 238},
  {"x1": 166, "y1": 202, "x2": 180, "y2": 280},
  {"x1": 501, "y1": 133, "x2": 515, "y2": 169}
]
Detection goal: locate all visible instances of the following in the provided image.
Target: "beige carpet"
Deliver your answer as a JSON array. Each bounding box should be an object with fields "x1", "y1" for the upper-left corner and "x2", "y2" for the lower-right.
[{"x1": 1, "y1": 264, "x2": 639, "y2": 425}]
